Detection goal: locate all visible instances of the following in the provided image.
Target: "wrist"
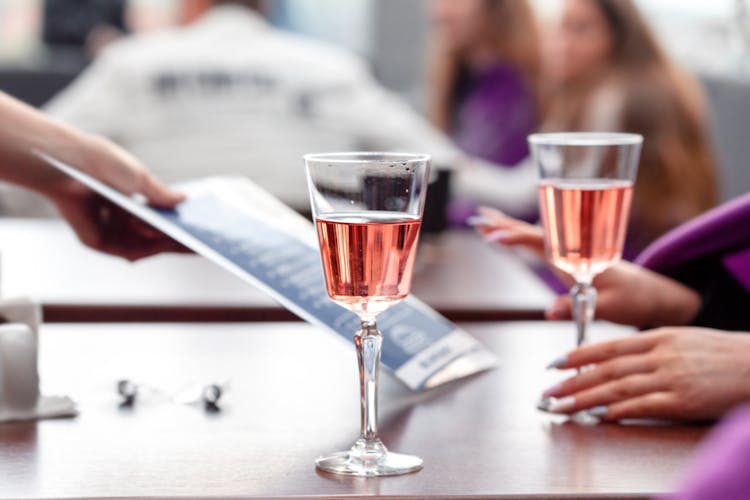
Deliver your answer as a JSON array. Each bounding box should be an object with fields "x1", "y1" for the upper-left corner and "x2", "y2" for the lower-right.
[
  {"x1": 31, "y1": 130, "x2": 101, "y2": 199},
  {"x1": 651, "y1": 282, "x2": 701, "y2": 327}
]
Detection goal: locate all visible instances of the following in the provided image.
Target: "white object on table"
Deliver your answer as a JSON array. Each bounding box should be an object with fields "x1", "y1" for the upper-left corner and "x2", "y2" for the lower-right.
[{"x1": 0, "y1": 298, "x2": 77, "y2": 423}]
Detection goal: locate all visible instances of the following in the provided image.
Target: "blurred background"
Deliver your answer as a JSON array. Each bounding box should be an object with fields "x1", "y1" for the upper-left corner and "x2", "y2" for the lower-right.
[
  {"x1": 2, "y1": 2, "x2": 749, "y2": 93},
  {"x1": 0, "y1": 0, "x2": 749, "y2": 250}
]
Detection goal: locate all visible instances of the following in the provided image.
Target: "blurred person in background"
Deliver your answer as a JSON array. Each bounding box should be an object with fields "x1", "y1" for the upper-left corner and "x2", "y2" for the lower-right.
[
  {"x1": 543, "y1": 0, "x2": 719, "y2": 253},
  {"x1": 41, "y1": 0, "x2": 458, "y2": 214},
  {"x1": 38, "y1": 0, "x2": 552, "y2": 224},
  {"x1": 43, "y1": 0, "x2": 129, "y2": 57},
  {"x1": 427, "y1": 0, "x2": 542, "y2": 224}
]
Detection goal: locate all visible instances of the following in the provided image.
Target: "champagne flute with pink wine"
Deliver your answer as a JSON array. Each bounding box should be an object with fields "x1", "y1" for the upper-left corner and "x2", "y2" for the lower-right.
[
  {"x1": 305, "y1": 152, "x2": 430, "y2": 476},
  {"x1": 529, "y1": 133, "x2": 642, "y2": 350}
]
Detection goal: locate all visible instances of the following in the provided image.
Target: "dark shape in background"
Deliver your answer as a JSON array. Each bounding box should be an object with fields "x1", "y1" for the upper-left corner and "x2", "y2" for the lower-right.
[{"x1": 42, "y1": 0, "x2": 128, "y2": 47}]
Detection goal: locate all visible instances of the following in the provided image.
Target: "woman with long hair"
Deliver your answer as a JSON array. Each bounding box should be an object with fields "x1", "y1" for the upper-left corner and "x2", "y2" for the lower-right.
[
  {"x1": 544, "y1": 0, "x2": 718, "y2": 250},
  {"x1": 427, "y1": 0, "x2": 542, "y2": 223}
]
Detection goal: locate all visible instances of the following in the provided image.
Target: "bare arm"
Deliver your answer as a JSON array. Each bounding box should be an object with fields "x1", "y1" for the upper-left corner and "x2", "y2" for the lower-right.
[{"x1": 0, "y1": 92, "x2": 185, "y2": 260}]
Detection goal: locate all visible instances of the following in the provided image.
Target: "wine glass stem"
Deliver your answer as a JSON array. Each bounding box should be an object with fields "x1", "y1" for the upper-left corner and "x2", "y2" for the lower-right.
[
  {"x1": 571, "y1": 281, "x2": 597, "y2": 348},
  {"x1": 356, "y1": 316, "x2": 382, "y2": 441}
]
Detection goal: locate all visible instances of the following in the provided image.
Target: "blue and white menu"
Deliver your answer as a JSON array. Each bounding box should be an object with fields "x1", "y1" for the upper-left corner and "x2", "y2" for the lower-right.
[{"x1": 39, "y1": 154, "x2": 497, "y2": 390}]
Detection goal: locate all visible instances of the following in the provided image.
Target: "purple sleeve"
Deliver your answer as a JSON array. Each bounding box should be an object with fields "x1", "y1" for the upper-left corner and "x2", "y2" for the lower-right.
[{"x1": 667, "y1": 404, "x2": 750, "y2": 500}]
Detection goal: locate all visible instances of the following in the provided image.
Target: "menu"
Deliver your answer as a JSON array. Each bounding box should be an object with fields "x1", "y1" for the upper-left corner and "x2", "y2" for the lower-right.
[{"x1": 38, "y1": 153, "x2": 497, "y2": 390}]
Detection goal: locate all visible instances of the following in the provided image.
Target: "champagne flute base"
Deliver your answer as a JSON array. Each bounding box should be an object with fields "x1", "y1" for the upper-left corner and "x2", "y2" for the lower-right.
[{"x1": 316, "y1": 438, "x2": 423, "y2": 476}]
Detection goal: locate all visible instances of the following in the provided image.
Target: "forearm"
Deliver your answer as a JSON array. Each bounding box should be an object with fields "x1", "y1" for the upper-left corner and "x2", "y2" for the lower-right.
[
  {"x1": 644, "y1": 269, "x2": 702, "y2": 328},
  {"x1": 0, "y1": 92, "x2": 91, "y2": 195}
]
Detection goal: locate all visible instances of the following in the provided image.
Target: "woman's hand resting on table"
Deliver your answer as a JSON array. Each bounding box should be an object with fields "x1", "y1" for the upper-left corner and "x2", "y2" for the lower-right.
[{"x1": 538, "y1": 328, "x2": 750, "y2": 421}]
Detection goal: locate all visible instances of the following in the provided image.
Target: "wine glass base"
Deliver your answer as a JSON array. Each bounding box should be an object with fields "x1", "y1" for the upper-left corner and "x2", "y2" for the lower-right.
[
  {"x1": 570, "y1": 410, "x2": 601, "y2": 425},
  {"x1": 537, "y1": 399, "x2": 602, "y2": 425},
  {"x1": 316, "y1": 438, "x2": 423, "y2": 477}
]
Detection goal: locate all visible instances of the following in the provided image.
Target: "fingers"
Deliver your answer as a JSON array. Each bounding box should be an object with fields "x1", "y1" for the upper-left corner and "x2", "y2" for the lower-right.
[
  {"x1": 540, "y1": 373, "x2": 666, "y2": 415},
  {"x1": 89, "y1": 136, "x2": 185, "y2": 208},
  {"x1": 487, "y1": 228, "x2": 545, "y2": 248},
  {"x1": 58, "y1": 192, "x2": 189, "y2": 261},
  {"x1": 543, "y1": 354, "x2": 657, "y2": 399},
  {"x1": 548, "y1": 333, "x2": 661, "y2": 370},
  {"x1": 472, "y1": 206, "x2": 546, "y2": 255},
  {"x1": 101, "y1": 238, "x2": 186, "y2": 262},
  {"x1": 104, "y1": 215, "x2": 191, "y2": 261},
  {"x1": 62, "y1": 204, "x2": 107, "y2": 254},
  {"x1": 476, "y1": 206, "x2": 512, "y2": 223},
  {"x1": 604, "y1": 392, "x2": 681, "y2": 420},
  {"x1": 476, "y1": 206, "x2": 537, "y2": 233},
  {"x1": 138, "y1": 171, "x2": 185, "y2": 208},
  {"x1": 538, "y1": 332, "x2": 681, "y2": 420},
  {"x1": 541, "y1": 391, "x2": 686, "y2": 421}
]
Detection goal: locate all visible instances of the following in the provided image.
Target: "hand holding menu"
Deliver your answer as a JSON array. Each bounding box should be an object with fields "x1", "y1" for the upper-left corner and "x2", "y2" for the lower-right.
[{"x1": 38, "y1": 153, "x2": 497, "y2": 390}]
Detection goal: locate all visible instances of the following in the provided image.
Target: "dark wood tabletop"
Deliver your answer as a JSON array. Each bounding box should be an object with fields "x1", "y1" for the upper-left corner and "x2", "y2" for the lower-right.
[
  {"x1": 0, "y1": 218, "x2": 553, "y2": 322},
  {"x1": 0, "y1": 321, "x2": 709, "y2": 499}
]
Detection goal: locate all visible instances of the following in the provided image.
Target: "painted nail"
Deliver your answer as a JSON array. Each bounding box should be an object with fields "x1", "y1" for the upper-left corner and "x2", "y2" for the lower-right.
[
  {"x1": 586, "y1": 405, "x2": 608, "y2": 418},
  {"x1": 542, "y1": 383, "x2": 563, "y2": 398},
  {"x1": 545, "y1": 354, "x2": 568, "y2": 370},
  {"x1": 467, "y1": 215, "x2": 492, "y2": 227},
  {"x1": 537, "y1": 396, "x2": 575, "y2": 413},
  {"x1": 548, "y1": 396, "x2": 575, "y2": 413},
  {"x1": 484, "y1": 229, "x2": 510, "y2": 243},
  {"x1": 537, "y1": 397, "x2": 554, "y2": 412}
]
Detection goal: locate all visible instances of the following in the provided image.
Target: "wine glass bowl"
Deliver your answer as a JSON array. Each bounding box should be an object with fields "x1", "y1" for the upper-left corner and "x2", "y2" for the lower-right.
[
  {"x1": 305, "y1": 152, "x2": 430, "y2": 476},
  {"x1": 529, "y1": 133, "x2": 642, "y2": 349}
]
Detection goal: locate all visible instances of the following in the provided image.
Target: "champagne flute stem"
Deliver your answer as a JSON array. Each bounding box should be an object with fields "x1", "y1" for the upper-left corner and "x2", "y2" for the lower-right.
[
  {"x1": 356, "y1": 316, "x2": 382, "y2": 441},
  {"x1": 571, "y1": 282, "x2": 597, "y2": 349}
]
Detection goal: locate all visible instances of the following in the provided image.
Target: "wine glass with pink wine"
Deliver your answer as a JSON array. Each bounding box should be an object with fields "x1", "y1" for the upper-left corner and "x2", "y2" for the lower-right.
[
  {"x1": 304, "y1": 152, "x2": 430, "y2": 477},
  {"x1": 530, "y1": 132, "x2": 642, "y2": 350}
]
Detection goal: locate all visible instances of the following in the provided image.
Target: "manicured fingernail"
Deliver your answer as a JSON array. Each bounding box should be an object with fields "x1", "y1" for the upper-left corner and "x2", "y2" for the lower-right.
[
  {"x1": 537, "y1": 397, "x2": 553, "y2": 412},
  {"x1": 542, "y1": 383, "x2": 563, "y2": 398},
  {"x1": 587, "y1": 405, "x2": 608, "y2": 418},
  {"x1": 467, "y1": 215, "x2": 492, "y2": 227},
  {"x1": 484, "y1": 229, "x2": 510, "y2": 243},
  {"x1": 537, "y1": 396, "x2": 575, "y2": 413},
  {"x1": 546, "y1": 354, "x2": 567, "y2": 370}
]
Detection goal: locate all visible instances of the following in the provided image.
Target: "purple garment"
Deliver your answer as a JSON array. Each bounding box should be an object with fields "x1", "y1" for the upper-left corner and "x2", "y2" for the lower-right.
[
  {"x1": 666, "y1": 404, "x2": 750, "y2": 500},
  {"x1": 635, "y1": 192, "x2": 750, "y2": 330},
  {"x1": 447, "y1": 62, "x2": 538, "y2": 226},
  {"x1": 636, "y1": 191, "x2": 750, "y2": 285},
  {"x1": 451, "y1": 63, "x2": 536, "y2": 167},
  {"x1": 724, "y1": 247, "x2": 750, "y2": 292}
]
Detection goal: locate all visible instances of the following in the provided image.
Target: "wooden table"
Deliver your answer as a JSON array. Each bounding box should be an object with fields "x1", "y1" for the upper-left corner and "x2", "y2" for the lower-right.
[
  {"x1": 0, "y1": 218, "x2": 554, "y2": 322},
  {"x1": 0, "y1": 321, "x2": 708, "y2": 499}
]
